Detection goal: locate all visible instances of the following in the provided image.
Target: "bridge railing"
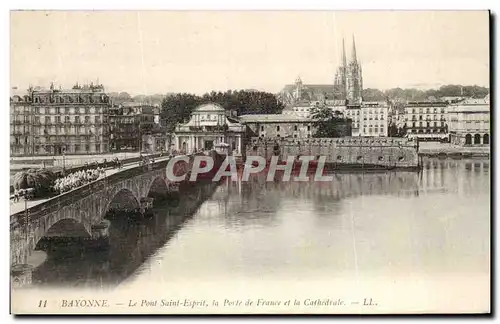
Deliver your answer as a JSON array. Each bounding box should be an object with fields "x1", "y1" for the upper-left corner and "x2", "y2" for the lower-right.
[{"x1": 10, "y1": 156, "x2": 184, "y2": 231}]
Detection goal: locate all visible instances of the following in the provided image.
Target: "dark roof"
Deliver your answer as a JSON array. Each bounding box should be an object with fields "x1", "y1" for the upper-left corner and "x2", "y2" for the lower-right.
[{"x1": 281, "y1": 84, "x2": 334, "y2": 94}]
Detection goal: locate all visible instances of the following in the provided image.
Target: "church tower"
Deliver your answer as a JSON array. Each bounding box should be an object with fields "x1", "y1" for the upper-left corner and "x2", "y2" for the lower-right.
[
  {"x1": 294, "y1": 76, "x2": 303, "y2": 101},
  {"x1": 333, "y1": 38, "x2": 348, "y2": 101},
  {"x1": 346, "y1": 35, "x2": 363, "y2": 105}
]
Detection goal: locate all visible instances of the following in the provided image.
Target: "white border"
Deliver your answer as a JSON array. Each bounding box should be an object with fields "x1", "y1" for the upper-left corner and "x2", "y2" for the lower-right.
[{"x1": 2, "y1": 1, "x2": 497, "y2": 322}]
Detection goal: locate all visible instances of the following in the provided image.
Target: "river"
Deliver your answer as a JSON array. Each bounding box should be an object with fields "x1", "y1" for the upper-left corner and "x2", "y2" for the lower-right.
[{"x1": 24, "y1": 157, "x2": 490, "y2": 313}]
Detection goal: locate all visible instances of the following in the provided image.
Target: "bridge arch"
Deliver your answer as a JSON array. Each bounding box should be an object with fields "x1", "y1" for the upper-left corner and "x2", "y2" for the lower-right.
[
  {"x1": 147, "y1": 176, "x2": 169, "y2": 200},
  {"x1": 35, "y1": 218, "x2": 91, "y2": 252},
  {"x1": 101, "y1": 188, "x2": 141, "y2": 219}
]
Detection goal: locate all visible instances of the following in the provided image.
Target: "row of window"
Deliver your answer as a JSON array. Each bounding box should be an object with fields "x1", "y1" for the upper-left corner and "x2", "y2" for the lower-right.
[
  {"x1": 32, "y1": 95, "x2": 109, "y2": 104},
  {"x1": 410, "y1": 115, "x2": 446, "y2": 120},
  {"x1": 33, "y1": 116, "x2": 107, "y2": 124},
  {"x1": 30, "y1": 107, "x2": 107, "y2": 115},
  {"x1": 31, "y1": 128, "x2": 104, "y2": 136},
  {"x1": 259, "y1": 125, "x2": 313, "y2": 132},
  {"x1": 406, "y1": 122, "x2": 446, "y2": 127},
  {"x1": 361, "y1": 110, "x2": 387, "y2": 115},
  {"x1": 13, "y1": 135, "x2": 104, "y2": 144},
  {"x1": 407, "y1": 129, "x2": 447, "y2": 134},
  {"x1": 259, "y1": 134, "x2": 312, "y2": 138},
  {"x1": 362, "y1": 128, "x2": 384, "y2": 134},
  {"x1": 32, "y1": 144, "x2": 108, "y2": 154},
  {"x1": 363, "y1": 116, "x2": 385, "y2": 120},
  {"x1": 407, "y1": 108, "x2": 446, "y2": 114}
]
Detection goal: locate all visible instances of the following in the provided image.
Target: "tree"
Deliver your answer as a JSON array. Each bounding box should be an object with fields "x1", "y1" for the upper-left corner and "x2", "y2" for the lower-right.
[
  {"x1": 388, "y1": 123, "x2": 399, "y2": 137},
  {"x1": 13, "y1": 169, "x2": 57, "y2": 196},
  {"x1": 310, "y1": 106, "x2": 351, "y2": 138},
  {"x1": 362, "y1": 88, "x2": 386, "y2": 101}
]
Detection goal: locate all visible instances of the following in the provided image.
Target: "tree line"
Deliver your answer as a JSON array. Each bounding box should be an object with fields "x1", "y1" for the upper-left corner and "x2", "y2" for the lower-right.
[{"x1": 362, "y1": 84, "x2": 489, "y2": 102}]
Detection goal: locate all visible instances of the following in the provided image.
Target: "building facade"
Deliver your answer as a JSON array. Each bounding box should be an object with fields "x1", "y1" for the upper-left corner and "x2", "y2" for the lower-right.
[
  {"x1": 240, "y1": 113, "x2": 352, "y2": 139},
  {"x1": 359, "y1": 102, "x2": 389, "y2": 137},
  {"x1": 10, "y1": 94, "x2": 34, "y2": 156},
  {"x1": 10, "y1": 83, "x2": 111, "y2": 156},
  {"x1": 448, "y1": 96, "x2": 490, "y2": 146},
  {"x1": 239, "y1": 114, "x2": 314, "y2": 139},
  {"x1": 174, "y1": 103, "x2": 245, "y2": 154},
  {"x1": 404, "y1": 102, "x2": 448, "y2": 141},
  {"x1": 108, "y1": 103, "x2": 156, "y2": 152}
]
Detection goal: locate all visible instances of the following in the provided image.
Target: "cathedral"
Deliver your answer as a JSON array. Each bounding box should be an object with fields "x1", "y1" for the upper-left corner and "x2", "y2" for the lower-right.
[
  {"x1": 333, "y1": 36, "x2": 363, "y2": 105},
  {"x1": 278, "y1": 36, "x2": 363, "y2": 106}
]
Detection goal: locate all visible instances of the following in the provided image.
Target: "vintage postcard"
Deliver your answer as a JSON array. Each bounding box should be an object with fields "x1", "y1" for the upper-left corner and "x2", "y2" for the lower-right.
[{"x1": 9, "y1": 10, "x2": 490, "y2": 314}]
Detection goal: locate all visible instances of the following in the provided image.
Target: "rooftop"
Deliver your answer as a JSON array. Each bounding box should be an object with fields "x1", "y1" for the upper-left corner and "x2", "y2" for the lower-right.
[{"x1": 193, "y1": 103, "x2": 226, "y2": 112}]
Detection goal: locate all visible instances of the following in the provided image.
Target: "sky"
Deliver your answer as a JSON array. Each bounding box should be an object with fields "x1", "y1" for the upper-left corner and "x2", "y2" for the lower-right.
[{"x1": 10, "y1": 11, "x2": 490, "y2": 95}]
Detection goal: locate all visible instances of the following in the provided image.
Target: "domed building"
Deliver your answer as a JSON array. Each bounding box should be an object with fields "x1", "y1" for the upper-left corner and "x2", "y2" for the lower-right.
[{"x1": 173, "y1": 103, "x2": 246, "y2": 154}]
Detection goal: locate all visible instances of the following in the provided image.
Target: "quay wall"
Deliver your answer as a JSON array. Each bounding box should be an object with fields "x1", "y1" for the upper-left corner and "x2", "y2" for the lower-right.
[{"x1": 245, "y1": 137, "x2": 419, "y2": 168}]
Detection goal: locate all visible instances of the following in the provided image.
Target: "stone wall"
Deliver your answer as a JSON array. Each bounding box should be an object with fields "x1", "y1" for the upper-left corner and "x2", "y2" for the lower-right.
[{"x1": 245, "y1": 137, "x2": 419, "y2": 168}]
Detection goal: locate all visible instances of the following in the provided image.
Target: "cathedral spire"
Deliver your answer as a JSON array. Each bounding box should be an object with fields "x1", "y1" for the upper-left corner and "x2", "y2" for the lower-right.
[
  {"x1": 341, "y1": 38, "x2": 347, "y2": 67},
  {"x1": 351, "y1": 34, "x2": 358, "y2": 63}
]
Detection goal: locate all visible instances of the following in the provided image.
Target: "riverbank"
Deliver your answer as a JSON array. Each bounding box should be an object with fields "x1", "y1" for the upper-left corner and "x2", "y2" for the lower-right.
[{"x1": 418, "y1": 142, "x2": 490, "y2": 158}]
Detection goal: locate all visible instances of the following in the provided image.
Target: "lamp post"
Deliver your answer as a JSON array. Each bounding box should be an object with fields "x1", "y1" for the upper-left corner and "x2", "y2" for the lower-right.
[
  {"x1": 62, "y1": 147, "x2": 66, "y2": 175},
  {"x1": 24, "y1": 194, "x2": 30, "y2": 261}
]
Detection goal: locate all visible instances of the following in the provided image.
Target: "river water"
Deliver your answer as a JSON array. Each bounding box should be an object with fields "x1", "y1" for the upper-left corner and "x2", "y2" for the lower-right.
[{"x1": 25, "y1": 157, "x2": 490, "y2": 313}]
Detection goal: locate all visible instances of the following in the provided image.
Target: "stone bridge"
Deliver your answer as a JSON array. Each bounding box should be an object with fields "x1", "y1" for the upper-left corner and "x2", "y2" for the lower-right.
[{"x1": 10, "y1": 152, "x2": 222, "y2": 270}]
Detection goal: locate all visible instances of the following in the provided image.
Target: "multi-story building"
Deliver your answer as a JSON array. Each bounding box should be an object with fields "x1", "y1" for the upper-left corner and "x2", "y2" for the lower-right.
[
  {"x1": 10, "y1": 93, "x2": 34, "y2": 156},
  {"x1": 10, "y1": 83, "x2": 111, "y2": 156},
  {"x1": 359, "y1": 102, "x2": 389, "y2": 137},
  {"x1": 448, "y1": 95, "x2": 490, "y2": 146},
  {"x1": 404, "y1": 101, "x2": 448, "y2": 141},
  {"x1": 109, "y1": 102, "x2": 156, "y2": 152}
]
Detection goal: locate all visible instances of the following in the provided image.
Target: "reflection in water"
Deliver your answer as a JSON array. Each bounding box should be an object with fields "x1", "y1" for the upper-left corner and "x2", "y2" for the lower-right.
[{"x1": 32, "y1": 158, "x2": 490, "y2": 288}]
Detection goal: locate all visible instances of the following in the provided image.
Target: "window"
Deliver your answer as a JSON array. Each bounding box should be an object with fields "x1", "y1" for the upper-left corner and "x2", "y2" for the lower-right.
[
  {"x1": 85, "y1": 144, "x2": 90, "y2": 152},
  {"x1": 95, "y1": 144, "x2": 100, "y2": 152},
  {"x1": 95, "y1": 116, "x2": 100, "y2": 124},
  {"x1": 85, "y1": 116, "x2": 90, "y2": 123},
  {"x1": 45, "y1": 116, "x2": 50, "y2": 124},
  {"x1": 56, "y1": 116, "x2": 61, "y2": 123}
]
